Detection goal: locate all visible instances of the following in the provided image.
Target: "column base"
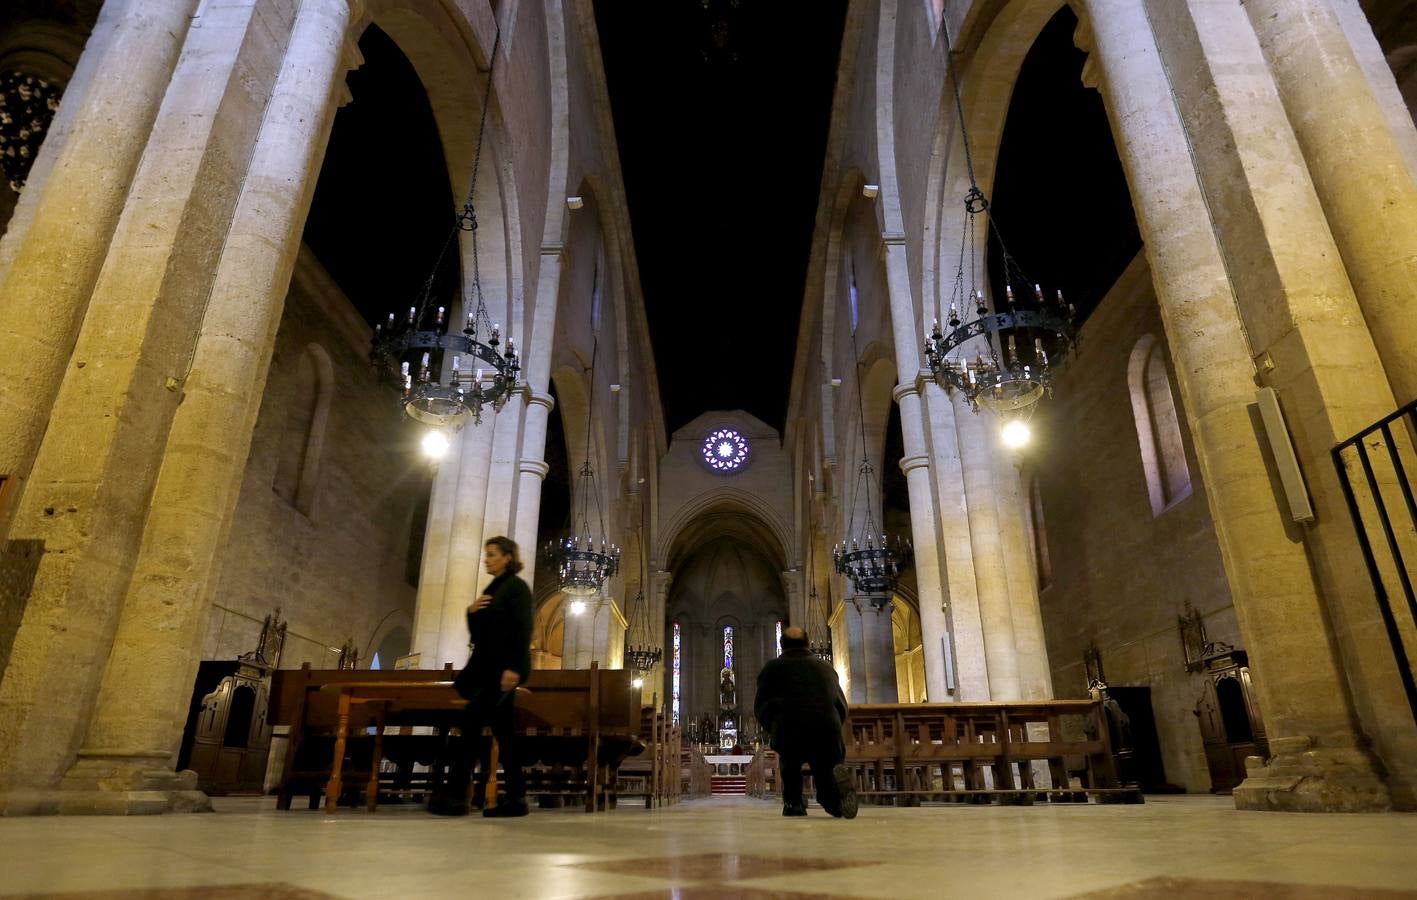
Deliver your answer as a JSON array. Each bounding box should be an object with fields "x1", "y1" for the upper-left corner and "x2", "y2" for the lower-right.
[
  {"x1": 2, "y1": 751, "x2": 217, "y2": 815},
  {"x1": 1233, "y1": 736, "x2": 1391, "y2": 812}
]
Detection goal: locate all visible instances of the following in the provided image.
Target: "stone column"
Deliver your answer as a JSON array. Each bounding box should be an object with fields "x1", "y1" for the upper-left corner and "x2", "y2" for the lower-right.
[
  {"x1": 1078, "y1": 0, "x2": 1391, "y2": 811},
  {"x1": 921, "y1": 381, "x2": 990, "y2": 700},
  {"x1": 1159, "y1": 0, "x2": 1414, "y2": 807},
  {"x1": 511, "y1": 390, "x2": 555, "y2": 588},
  {"x1": 952, "y1": 395, "x2": 1021, "y2": 700},
  {"x1": 991, "y1": 447, "x2": 1051, "y2": 700},
  {"x1": 0, "y1": 0, "x2": 199, "y2": 533},
  {"x1": 561, "y1": 596, "x2": 623, "y2": 669},
  {"x1": 1326, "y1": 0, "x2": 1417, "y2": 182},
  {"x1": 480, "y1": 387, "x2": 526, "y2": 541},
  {"x1": 893, "y1": 382, "x2": 950, "y2": 702},
  {"x1": 780, "y1": 569, "x2": 804, "y2": 634},
  {"x1": 841, "y1": 597, "x2": 897, "y2": 703},
  {"x1": 0, "y1": 0, "x2": 298, "y2": 805},
  {"x1": 432, "y1": 420, "x2": 495, "y2": 669},
  {"x1": 412, "y1": 428, "x2": 463, "y2": 661},
  {"x1": 55, "y1": 0, "x2": 362, "y2": 814},
  {"x1": 650, "y1": 569, "x2": 672, "y2": 707},
  {"x1": 1243, "y1": 0, "x2": 1417, "y2": 405}
]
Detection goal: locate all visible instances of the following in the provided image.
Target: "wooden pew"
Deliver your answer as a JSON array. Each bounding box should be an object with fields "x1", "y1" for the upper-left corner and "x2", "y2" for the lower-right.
[
  {"x1": 837, "y1": 700, "x2": 1142, "y2": 806},
  {"x1": 268, "y1": 663, "x2": 643, "y2": 814}
]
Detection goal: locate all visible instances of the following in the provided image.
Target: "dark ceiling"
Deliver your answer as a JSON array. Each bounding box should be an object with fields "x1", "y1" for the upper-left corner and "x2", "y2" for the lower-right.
[
  {"x1": 304, "y1": 25, "x2": 459, "y2": 329},
  {"x1": 594, "y1": 0, "x2": 849, "y2": 434},
  {"x1": 303, "y1": 7, "x2": 1137, "y2": 442},
  {"x1": 986, "y1": 7, "x2": 1141, "y2": 323}
]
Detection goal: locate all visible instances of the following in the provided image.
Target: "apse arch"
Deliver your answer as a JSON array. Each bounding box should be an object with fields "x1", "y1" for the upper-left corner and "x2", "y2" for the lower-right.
[{"x1": 658, "y1": 489, "x2": 793, "y2": 575}]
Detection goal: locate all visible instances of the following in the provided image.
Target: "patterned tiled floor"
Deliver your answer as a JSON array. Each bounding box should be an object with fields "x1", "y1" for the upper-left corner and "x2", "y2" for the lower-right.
[{"x1": 1, "y1": 795, "x2": 1416, "y2": 899}]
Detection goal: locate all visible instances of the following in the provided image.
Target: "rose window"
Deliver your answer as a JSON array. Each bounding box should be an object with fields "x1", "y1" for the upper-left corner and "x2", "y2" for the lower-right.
[{"x1": 701, "y1": 428, "x2": 748, "y2": 472}]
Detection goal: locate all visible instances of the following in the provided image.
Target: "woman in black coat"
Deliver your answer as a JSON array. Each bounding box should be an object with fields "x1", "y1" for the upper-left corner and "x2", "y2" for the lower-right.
[{"x1": 431, "y1": 536, "x2": 534, "y2": 817}]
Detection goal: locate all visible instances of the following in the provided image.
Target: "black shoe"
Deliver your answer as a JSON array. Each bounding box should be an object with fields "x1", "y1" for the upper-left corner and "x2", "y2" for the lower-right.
[
  {"x1": 830, "y1": 764, "x2": 858, "y2": 820},
  {"x1": 482, "y1": 798, "x2": 529, "y2": 818},
  {"x1": 782, "y1": 803, "x2": 807, "y2": 817}
]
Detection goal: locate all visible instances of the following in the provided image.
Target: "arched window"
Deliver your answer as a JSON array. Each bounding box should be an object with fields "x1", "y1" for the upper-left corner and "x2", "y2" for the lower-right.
[
  {"x1": 273, "y1": 343, "x2": 333, "y2": 515},
  {"x1": 1026, "y1": 476, "x2": 1052, "y2": 590},
  {"x1": 671, "y1": 621, "x2": 682, "y2": 726},
  {"x1": 848, "y1": 258, "x2": 860, "y2": 334},
  {"x1": 775, "y1": 620, "x2": 783, "y2": 657},
  {"x1": 1127, "y1": 335, "x2": 1192, "y2": 516}
]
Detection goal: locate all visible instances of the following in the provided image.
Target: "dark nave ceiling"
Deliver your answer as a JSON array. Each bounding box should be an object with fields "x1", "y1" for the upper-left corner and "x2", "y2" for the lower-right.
[
  {"x1": 594, "y1": 0, "x2": 849, "y2": 434},
  {"x1": 987, "y1": 7, "x2": 1141, "y2": 326}
]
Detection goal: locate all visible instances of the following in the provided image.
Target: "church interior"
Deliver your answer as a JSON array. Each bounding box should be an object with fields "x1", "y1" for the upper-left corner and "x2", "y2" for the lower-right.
[{"x1": 2, "y1": 0, "x2": 1417, "y2": 896}]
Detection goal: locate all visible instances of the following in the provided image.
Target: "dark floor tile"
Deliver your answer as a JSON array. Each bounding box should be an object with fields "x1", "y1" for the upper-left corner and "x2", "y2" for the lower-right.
[{"x1": 1073, "y1": 877, "x2": 1417, "y2": 899}]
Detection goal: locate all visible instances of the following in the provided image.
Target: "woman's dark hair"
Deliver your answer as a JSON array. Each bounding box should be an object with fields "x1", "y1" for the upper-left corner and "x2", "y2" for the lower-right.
[{"x1": 484, "y1": 536, "x2": 523, "y2": 575}]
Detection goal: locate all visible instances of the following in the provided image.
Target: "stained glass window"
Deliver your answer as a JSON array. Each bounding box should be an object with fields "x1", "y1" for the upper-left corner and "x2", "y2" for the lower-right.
[
  {"x1": 701, "y1": 428, "x2": 749, "y2": 472},
  {"x1": 775, "y1": 620, "x2": 783, "y2": 657},
  {"x1": 848, "y1": 259, "x2": 860, "y2": 333},
  {"x1": 723, "y1": 625, "x2": 734, "y2": 672},
  {"x1": 672, "y1": 622, "x2": 682, "y2": 726}
]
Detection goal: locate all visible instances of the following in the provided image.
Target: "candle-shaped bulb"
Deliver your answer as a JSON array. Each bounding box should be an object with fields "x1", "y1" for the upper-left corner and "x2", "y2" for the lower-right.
[
  {"x1": 400, "y1": 361, "x2": 410, "y2": 377},
  {"x1": 466, "y1": 311, "x2": 476, "y2": 332},
  {"x1": 407, "y1": 306, "x2": 416, "y2": 324},
  {"x1": 436, "y1": 306, "x2": 445, "y2": 326},
  {"x1": 1005, "y1": 284, "x2": 1015, "y2": 305},
  {"x1": 452, "y1": 355, "x2": 461, "y2": 372},
  {"x1": 1033, "y1": 283, "x2": 1044, "y2": 303}
]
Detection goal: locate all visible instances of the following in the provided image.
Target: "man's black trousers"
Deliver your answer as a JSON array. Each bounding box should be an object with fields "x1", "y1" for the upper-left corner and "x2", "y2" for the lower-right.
[{"x1": 774, "y1": 720, "x2": 845, "y2": 812}]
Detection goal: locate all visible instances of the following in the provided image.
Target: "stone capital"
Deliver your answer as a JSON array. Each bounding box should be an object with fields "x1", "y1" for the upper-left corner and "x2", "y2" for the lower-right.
[
  {"x1": 892, "y1": 380, "x2": 921, "y2": 404},
  {"x1": 526, "y1": 390, "x2": 555, "y2": 412},
  {"x1": 519, "y1": 459, "x2": 550, "y2": 479},
  {"x1": 899, "y1": 454, "x2": 930, "y2": 475}
]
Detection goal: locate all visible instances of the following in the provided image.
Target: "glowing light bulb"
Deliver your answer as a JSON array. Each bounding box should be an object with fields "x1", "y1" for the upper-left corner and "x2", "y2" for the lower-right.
[
  {"x1": 1001, "y1": 419, "x2": 1032, "y2": 448},
  {"x1": 632, "y1": 677, "x2": 644, "y2": 689},
  {"x1": 421, "y1": 430, "x2": 450, "y2": 459},
  {"x1": 569, "y1": 598, "x2": 587, "y2": 616}
]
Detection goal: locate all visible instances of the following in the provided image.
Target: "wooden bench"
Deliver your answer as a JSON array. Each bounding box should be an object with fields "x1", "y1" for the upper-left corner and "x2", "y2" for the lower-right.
[
  {"x1": 268, "y1": 663, "x2": 644, "y2": 813},
  {"x1": 616, "y1": 707, "x2": 681, "y2": 808},
  {"x1": 835, "y1": 700, "x2": 1142, "y2": 806}
]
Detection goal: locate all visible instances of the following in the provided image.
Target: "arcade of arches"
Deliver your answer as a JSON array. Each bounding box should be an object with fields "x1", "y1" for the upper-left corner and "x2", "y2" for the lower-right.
[{"x1": 1, "y1": 0, "x2": 1417, "y2": 896}]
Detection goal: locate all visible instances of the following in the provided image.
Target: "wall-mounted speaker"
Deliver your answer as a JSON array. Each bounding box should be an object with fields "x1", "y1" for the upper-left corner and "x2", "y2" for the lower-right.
[{"x1": 1255, "y1": 386, "x2": 1315, "y2": 523}]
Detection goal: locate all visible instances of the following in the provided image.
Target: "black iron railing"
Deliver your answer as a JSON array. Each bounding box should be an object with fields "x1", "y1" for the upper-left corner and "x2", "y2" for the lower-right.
[{"x1": 1332, "y1": 399, "x2": 1417, "y2": 727}]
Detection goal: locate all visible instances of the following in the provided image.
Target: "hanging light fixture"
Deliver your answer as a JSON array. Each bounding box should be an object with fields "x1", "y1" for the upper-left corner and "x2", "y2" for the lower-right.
[
  {"x1": 923, "y1": 20, "x2": 1076, "y2": 427},
  {"x1": 370, "y1": 29, "x2": 520, "y2": 428},
  {"x1": 833, "y1": 331, "x2": 912, "y2": 612},
  {"x1": 543, "y1": 308, "x2": 620, "y2": 596},
  {"x1": 623, "y1": 502, "x2": 662, "y2": 683}
]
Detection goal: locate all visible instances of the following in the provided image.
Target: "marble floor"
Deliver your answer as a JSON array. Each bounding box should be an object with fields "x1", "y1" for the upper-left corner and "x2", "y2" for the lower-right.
[{"x1": 1, "y1": 795, "x2": 1415, "y2": 899}]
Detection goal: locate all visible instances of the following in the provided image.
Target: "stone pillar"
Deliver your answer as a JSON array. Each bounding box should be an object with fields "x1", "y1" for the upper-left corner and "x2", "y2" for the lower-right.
[
  {"x1": 1326, "y1": 0, "x2": 1417, "y2": 183},
  {"x1": 1078, "y1": 0, "x2": 1392, "y2": 811},
  {"x1": 780, "y1": 569, "x2": 804, "y2": 634},
  {"x1": 921, "y1": 381, "x2": 990, "y2": 700},
  {"x1": 561, "y1": 596, "x2": 623, "y2": 669},
  {"x1": 893, "y1": 382, "x2": 950, "y2": 702},
  {"x1": 50, "y1": 0, "x2": 362, "y2": 814},
  {"x1": 650, "y1": 569, "x2": 672, "y2": 707},
  {"x1": 481, "y1": 387, "x2": 526, "y2": 541},
  {"x1": 991, "y1": 447, "x2": 1051, "y2": 700},
  {"x1": 511, "y1": 390, "x2": 555, "y2": 589},
  {"x1": 0, "y1": 0, "x2": 199, "y2": 532},
  {"x1": 0, "y1": 0, "x2": 298, "y2": 805},
  {"x1": 841, "y1": 597, "x2": 897, "y2": 703},
  {"x1": 432, "y1": 421, "x2": 495, "y2": 669},
  {"x1": 411, "y1": 429, "x2": 463, "y2": 661},
  {"x1": 1160, "y1": 0, "x2": 1415, "y2": 807},
  {"x1": 952, "y1": 395, "x2": 1021, "y2": 700},
  {"x1": 1243, "y1": 0, "x2": 1417, "y2": 406}
]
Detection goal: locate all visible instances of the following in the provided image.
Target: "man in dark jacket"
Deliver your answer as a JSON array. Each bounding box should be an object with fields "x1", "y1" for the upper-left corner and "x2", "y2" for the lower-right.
[
  {"x1": 755, "y1": 627, "x2": 857, "y2": 819},
  {"x1": 430, "y1": 536, "x2": 534, "y2": 817}
]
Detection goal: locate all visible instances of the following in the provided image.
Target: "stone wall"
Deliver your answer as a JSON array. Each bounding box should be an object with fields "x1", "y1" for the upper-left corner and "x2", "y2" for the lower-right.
[
  {"x1": 203, "y1": 246, "x2": 426, "y2": 669},
  {"x1": 1028, "y1": 254, "x2": 1239, "y2": 792}
]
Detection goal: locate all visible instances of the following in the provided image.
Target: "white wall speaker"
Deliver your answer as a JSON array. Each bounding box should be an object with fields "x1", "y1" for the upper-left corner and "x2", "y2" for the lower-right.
[{"x1": 1256, "y1": 386, "x2": 1315, "y2": 523}]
